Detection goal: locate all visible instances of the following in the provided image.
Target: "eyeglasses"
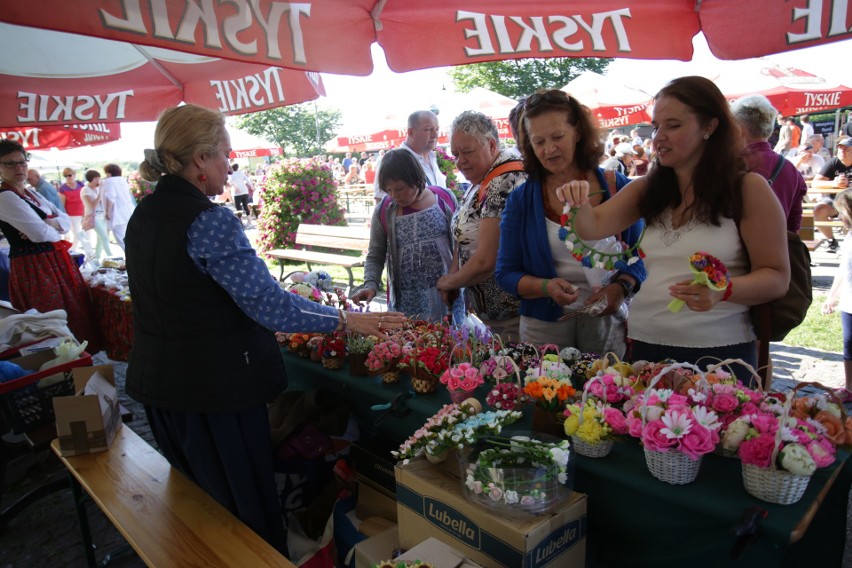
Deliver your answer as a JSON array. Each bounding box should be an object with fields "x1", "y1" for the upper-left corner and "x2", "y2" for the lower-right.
[
  {"x1": 525, "y1": 90, "x2": 570, "y2": 110},
  {"x1": 0, "y1": 160, "x2": 28, "y2": 169},
  {"x1": 65, "y1": 174, "x2": 74, "y2": 177}
]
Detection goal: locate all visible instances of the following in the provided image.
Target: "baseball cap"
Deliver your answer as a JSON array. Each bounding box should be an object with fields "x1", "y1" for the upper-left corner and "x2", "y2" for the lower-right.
[
  {"x1": 838, "y1": 138, "x2": 852, "y2": 147},
  {"x1": 614, "y1": 142, "x2": 637, "y2": 156}
]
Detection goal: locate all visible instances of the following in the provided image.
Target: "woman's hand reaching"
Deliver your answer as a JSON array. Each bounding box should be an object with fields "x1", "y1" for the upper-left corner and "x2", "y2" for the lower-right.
[
  {"x1": 545, "y1": 277, "x2": 580, "y2": 306},
  {"x1": 555, "y1": 179, "x2": 592, "y2": 207}
]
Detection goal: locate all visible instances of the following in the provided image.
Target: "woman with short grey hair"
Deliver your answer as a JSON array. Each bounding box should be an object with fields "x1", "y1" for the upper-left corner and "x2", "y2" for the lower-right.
[
  {"x1": 437, "y1": 110, "x2": 527, "y2": 340},
  {"x1": 731, "y1": 94, "x2": 807, "y2": 232}
]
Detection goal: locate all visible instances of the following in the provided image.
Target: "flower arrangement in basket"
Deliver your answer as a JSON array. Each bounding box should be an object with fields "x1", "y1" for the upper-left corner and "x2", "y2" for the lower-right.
[
  {"x1": 275, "y1": 332, "x2": 317, "y2": 357},
  {"x1": 440, "y1": 343, "x2": 485, "y2": 405},
  {"x1": 400, "y1": 332, "x2": 451, "y2": 394},
  {"x1": 366, "y1": 338, "x2": 404, "y2": 383},
  {"x1": 316, "y1": 332, "x2": 346, "y2": 370},
  {"x1": 624, "y1": 362, "x2": 722, "y2": 485},
  {"x1": 392, "y1": 403, "x2": 523, "y2": 463},
  {"x1": 563, "y1": 377, "x2": 629, "y2": 458},
  {"x1": 523, "y1": 346, "x2": 576, "y2": 412},
  {"x1": 288, "y1": 282, "x2": 324, "y2": 303},
  {"x1": 485, "y1": 356, "x2": 529, "y2": 412},
  {"x1": 461, "y1": 435, "x2": 573, "y2": 514},
  {"x1": 726, "y1": 383, "x2": 842, "y2": 505},
  {"x1": 560, "y1": 347, "x2": 602, "y2": 389},
  {"x1": 692, "y1": 359, "x2": 765, "y2": 457}
]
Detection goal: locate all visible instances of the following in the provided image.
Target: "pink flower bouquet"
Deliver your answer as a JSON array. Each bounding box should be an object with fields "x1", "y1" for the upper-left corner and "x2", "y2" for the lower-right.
[
  {"x1": 365, "y1": 339, "x2": 403, "y2": 373},
  {"x1": 440, "y1": 362, "x2": 484, "y2": 405}
]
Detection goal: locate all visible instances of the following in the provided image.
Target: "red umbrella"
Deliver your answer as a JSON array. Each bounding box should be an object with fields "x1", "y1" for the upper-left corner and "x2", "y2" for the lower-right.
[
  {"x1": 0, "y1": 22, "x2": 325, "y2": 128},
  {"x1": 711, "y1": 60, "x2": 852, "y2": 117},
  {"x1": 4, "y1": 1, "x2": 850, "y2": 77},
  {"x1": 0, "y1": 123, "x2": 121, "y2": 151},
  {"x1": 230, "y1": 147, "x2": 284, "y2": 159},
  {"x1": 561, "y1": 72, "x2": 653, "y2": 128}
]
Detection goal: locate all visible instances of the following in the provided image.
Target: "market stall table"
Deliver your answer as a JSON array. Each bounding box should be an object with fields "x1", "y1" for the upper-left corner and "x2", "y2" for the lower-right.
[
  {"x1": 281, "y1": 350, "x2": 851, "y2": 567},
  {"x1": 89, "y1": 284, "x2": 133, "y2": 362}
]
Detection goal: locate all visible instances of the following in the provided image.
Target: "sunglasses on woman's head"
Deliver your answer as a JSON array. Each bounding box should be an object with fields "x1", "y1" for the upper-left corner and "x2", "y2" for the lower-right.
[{"x1": 525, "y1": 90, "x2": 571, "y2": 110}]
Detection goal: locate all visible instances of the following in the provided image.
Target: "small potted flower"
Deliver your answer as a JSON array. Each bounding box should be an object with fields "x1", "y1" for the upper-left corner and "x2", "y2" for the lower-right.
[
  {"x1": 307, "y1": 335, "x2": 324, "y2": 362},
  {"x1": 317, "y1": 332, "x2": 346, "y2": 370},
  {"x1": 440, "y1": 362, "x2": 484, "y2": 406},
  {"x1": 483, "y1": 356, "x2": 528, "y2": 412},
  {"x1": 523, "y1": 353, "x2": 576, "y2": 437},
  {"x1": 346, "y1": 333, "x2": 376, "y2": 376},
  {"x1": 366, "y1": 339, "x2": 404, "y2": 383},
  {"x1": 399, "y1": 333, "x2": 450, "y2": 394}
]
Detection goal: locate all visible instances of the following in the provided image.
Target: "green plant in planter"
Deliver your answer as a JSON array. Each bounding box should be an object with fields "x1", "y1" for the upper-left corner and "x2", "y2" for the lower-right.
[
  {"x1": 255, "y1": 158, "x2": 346, "y2": 254},
  {"x1": 346, "y1": 333, "x2": 377, "y2": 355}
]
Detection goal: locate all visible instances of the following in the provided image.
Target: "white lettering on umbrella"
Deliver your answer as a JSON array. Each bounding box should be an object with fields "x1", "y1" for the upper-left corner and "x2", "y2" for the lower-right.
[
  {"x1": 100, "y1": 0, "x2": 311, "y2": 65},
  {"x1": 458, "y1": 9, "x2": 632, "y2": 57},
  {"x1": 210, "y1": 68, "x2": 286, "y2": 112},
  {"x1": 614, "y1": 104, "x2": 647, "y2": 116},
  {"x1": 803, "y1": 92, "x2": 842, "y2": 107},
  {"x1": 16, "y1": 91, "x2": 134, "y2": 123},
  {"x1": 0, "y1": 129, "x2": 39, "y2": 147},
  {"x1": 789, "y1": 0, "x2": 851, "y2": 45}
]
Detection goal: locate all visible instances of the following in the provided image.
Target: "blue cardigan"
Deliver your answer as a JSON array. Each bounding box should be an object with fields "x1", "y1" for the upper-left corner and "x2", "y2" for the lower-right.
[{"x1": 494, "y1": 168, "x2": 646, "y2": 322}]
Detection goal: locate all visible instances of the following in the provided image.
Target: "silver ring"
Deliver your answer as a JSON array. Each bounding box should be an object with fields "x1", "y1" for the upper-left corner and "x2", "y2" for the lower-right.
[{"x1": 378, "y1": 321, "x2": 383, "y2": 330}]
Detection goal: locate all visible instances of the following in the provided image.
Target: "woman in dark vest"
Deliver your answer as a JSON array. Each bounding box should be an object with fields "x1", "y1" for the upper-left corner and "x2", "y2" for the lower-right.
[
  {"x1": 126, "y1": 105, "x2": 404, "y2": 555},
  {"x1": 0, "y1": 139, "x2": 99, "y2": 348}
]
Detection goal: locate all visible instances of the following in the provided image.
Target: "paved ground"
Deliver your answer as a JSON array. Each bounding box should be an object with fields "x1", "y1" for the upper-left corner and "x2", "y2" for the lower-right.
[{"x1": 0, "y1": 239, "x2": 847, "y2": 567}]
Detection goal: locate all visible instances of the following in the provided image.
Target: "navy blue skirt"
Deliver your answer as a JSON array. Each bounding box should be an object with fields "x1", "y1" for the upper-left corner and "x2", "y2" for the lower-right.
[{"x1": 145, "y1": 404, "x2": 287, "y2": 555}]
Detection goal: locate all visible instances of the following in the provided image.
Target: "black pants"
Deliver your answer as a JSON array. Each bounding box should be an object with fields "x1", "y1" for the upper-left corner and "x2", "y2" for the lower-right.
[
  {"x1": 145, "y1": 404, "x2": 288, "y2": 555},
  {"x1": 234, "y1": 194, "x2": 250, "y2": 217}
]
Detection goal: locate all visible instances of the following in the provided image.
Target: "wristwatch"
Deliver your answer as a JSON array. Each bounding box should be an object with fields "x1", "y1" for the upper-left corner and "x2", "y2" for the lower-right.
[{"x1": 613, "y1": 278, "x2": 635, "y2": 299}]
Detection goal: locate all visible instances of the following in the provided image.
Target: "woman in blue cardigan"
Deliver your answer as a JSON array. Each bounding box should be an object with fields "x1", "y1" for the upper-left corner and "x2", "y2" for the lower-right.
[{"x1": 495, "y1": 90, "x2": 646, "y2": 357}]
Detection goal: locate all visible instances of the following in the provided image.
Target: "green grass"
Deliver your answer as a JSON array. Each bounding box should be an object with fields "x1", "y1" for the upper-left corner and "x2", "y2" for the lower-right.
[{"x1": 782, "y1": 293, "x2": 842, "y2": 353}]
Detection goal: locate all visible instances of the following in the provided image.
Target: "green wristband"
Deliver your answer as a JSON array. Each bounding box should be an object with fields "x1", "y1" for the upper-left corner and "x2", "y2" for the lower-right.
[{"x1": 541, "y1": 278, "x2": 550, "y2": 298}]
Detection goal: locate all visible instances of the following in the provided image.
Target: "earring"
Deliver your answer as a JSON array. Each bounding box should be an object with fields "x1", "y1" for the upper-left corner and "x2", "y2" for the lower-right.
[
  {"x1": 198, "y1": 173, "x2": 207, "y2": 182},
  {"x1": 703, "y1": 133, "x2": 710, "y2": 140}
]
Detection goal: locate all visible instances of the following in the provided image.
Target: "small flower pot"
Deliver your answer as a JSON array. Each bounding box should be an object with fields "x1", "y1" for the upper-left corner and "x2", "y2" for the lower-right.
[
  {"x1": 381, "y1": 370, "x2": 400, "y2": 384},
  {"x1": 349, "y1": 352, "x2": 370, "y2": 376},
  {"x1": 531, "y1": 406, "x2": 565, "y2": 437},
  {"x1": 449, "y1": 389, "x2": 472, "y2": 406}
]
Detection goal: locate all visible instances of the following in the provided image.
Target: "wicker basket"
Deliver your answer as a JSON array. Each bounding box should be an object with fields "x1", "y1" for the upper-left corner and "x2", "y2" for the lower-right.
[
  {"x1": 571, "y1": 376, "x2": 614, "y2": 459},
  {"x1": 411, "y1": 373, "x2": 439, "y2": 394},
  {"x1": 381, "y1": 370, "x2": 400, "y2": 384},
  {"x1": 742, "y1": 463, "x2": 810, "y2": 505},
  {"x1": 644, "y1": 449, "x2": 703, "y2": 485},
  {"x1": 574, "y1": 437, "x2": 614, "y2": 458},
  {"x1": 321, "y1": 356, "x2": 344, "y2": 370}
]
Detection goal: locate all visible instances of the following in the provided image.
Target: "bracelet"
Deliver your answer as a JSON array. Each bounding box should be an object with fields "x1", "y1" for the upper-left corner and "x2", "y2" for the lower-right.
[
  {"x1": 541, "y1": 278, "x2": 550, "y2": 298},
  {"x1": 722, "y1": 280, "x2": 733, "y2": 302},
  {"x1": 337, "y1": 309, "x2": 348, "y2": 331},
  {"x1": 613, "y1": 279, "x2": 634, "y2": 299}
]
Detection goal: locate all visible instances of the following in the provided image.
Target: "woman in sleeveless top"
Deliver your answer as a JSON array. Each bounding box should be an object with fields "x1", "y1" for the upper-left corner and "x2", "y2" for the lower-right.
[
  {"x1": 561, "y1": 76, "x2": 789, "y2": 371},
  {"x1": 353, "y1": 148, "x2": 460, "y2": 322},
  {"x1": 494, "y1": 90, "x2": 646, "y2": 357},
  {"x1": 0, "y1": 140, "x2": 100, "y2": 350}
]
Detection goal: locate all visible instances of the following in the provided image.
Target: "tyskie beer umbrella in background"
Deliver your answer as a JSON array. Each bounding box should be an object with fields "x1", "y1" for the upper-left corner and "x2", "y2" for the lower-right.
[
  {"x1": 0, "y1": 124, "x2": 121, "y2": 151},
  {"x1": 561, "y1": 72, "x2": 653, "y2": 129},
  {"x1": 0, "y1": 23, "x2": 325, "y2": 128}
]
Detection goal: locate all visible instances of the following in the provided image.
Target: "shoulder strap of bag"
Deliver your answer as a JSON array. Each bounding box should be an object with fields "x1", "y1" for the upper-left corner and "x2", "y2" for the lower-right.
[
  {"x1": 603, "y1": 169, "x2": 618, "y2": 196},
  {"x1": 476, "y1": 159, "x2": 524, "y2": 206},
  {"x1": 767, "y1": 155, "x2": 785, "y2": 186}
]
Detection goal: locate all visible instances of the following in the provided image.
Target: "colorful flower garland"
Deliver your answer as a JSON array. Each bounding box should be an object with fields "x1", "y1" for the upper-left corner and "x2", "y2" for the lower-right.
[{"x1": 558, "y1": 201, "x2": 645, "y2": 271}]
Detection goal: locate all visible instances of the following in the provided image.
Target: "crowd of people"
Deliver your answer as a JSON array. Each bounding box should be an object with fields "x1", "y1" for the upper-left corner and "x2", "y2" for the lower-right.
[{"x1": 1, "y1": 75, "x2": 851, "y2": 555}]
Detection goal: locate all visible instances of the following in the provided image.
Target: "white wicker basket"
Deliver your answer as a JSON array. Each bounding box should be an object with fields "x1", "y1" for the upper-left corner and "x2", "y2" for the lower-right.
[
  {"x1": 574, "y1": 437, "x2": 614, "y2": 458},
  {"x1": 644, "y1": 449, "x2": 702, "y2": 485},
  {"x1": 742, "y1": 463, "x2": 810, "y2": 505},
  {"x1": 572, "y1": 376, "x2": 614, "y2": 458}
]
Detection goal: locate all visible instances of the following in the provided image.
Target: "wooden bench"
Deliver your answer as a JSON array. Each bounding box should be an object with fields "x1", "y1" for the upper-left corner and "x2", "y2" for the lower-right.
[
  {"x1": 265, "y1": 224, "x2": 371, "y2": 289},
  {"x1": 51, "y1": 426, "x2": 295, "y2": 568}
]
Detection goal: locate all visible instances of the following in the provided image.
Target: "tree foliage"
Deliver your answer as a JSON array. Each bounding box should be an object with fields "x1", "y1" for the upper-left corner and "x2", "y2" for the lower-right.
[
  {"x1": 236, "y1": 103, "x2": 342, "y2": 157},
  {"x1": 448, "y1": 58, "x2": 611, "y2": 100}
]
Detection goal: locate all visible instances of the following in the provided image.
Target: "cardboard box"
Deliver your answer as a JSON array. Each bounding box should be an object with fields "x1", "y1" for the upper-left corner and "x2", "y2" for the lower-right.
[
  {"x1": 353, "y1": 527, "x2": 399, "y2": 568},
  {"x1": 0, "y1": 348, "x2": 93, "y2": 433},
  {"x1": 396, "y1": 537, "x2": 486, "y2": 568},
  {"x1": 357, "y1": 479, "x2": 398, "y2": 523},
  {"x1": 351, "y1": 437, "x2": 399, "y2": 497},
  {"x1": 53, "y1": 365, "x2": 122, "y2": 456},
  {"x1": 396, "y1": 459, "x2": 586, "y2": 568}
]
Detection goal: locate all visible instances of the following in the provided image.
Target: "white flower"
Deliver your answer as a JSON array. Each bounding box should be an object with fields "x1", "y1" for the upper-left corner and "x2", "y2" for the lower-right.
[
  {"x1": 661, "y1": 410, "x2": 692, "y2": 439},
  {"x1": 549, "y1": 447, "x2": 570, "y2": 467},
  {"x1": 692, "y1": 406, "x2": 721, "y2": 430},
  {"x1": 504, "y1": 490, "x2": 520, "y2": 504},
  {"x1": 557, "y1": 472, "x2": 568, "y2": 484},
  {"x1": 779, "y1": 443, "x2": 817, "y2": 476},
  {"x1": 721, "y1": 418, "x2": 750, "y2": 452}
]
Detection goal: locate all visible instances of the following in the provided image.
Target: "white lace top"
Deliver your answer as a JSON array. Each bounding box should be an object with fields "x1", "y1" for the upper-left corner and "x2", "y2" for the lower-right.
[{"x1": 628, "y1": 211, "x2": 755, "y2": 347}]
